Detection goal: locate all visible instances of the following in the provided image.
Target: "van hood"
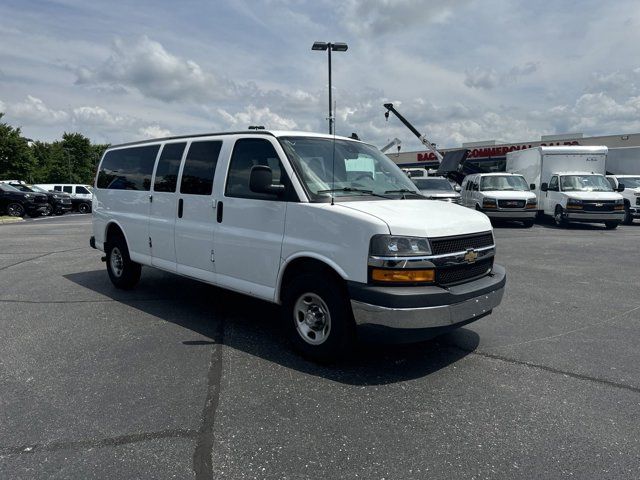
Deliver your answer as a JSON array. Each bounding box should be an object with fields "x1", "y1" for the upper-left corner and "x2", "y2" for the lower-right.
[
  {"x1": 337, "y1": 200, "x2": 492, "y2": 238},
  {"x1": 481, "y1": 190, "x2": 536, "y2": 200},
  {"x1": 563, "y1": 191, "x2": 623, "y2": 201}
]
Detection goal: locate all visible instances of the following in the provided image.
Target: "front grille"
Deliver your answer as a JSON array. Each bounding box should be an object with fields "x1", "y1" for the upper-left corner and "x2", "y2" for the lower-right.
[
  {"x1": 430, "y1": 232, "x2": 494, "y2": 255},
  {"x1": 498, "y1": 199, "x2": 526, "y2": 208},
  {"x1": 35, "y1": 195, "x2": 48, "y2": 204},
  {"x1": 61, "y1": 198, "x2": 72, "y2": 204},
  {"x1": 437, "y1": 258, "x2": 493, "y2": 285},
  {"x1": 583, "y1": 201, "x2": 615, "y2": 212}
]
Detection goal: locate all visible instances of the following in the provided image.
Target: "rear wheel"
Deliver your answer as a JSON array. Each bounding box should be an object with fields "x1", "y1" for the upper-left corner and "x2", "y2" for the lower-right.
[
  {"x1": 605, "y1": 221, "x2": 619, "y2": 230},
  {"x1": 6, "y1": 202, "x2": 25, "y2": 217},
  {"x1": 281, "y1": 273, "x2": 355, "y2": 363},
  {"x1": 78, "y1": 202, "x2": 91, "y2": 214},
  {"x1": 554, "y1": 205, "x2": 567, "y2": 228},
  {"x1": 106, "y1": 235, "x2": 141, "y2": 289}
]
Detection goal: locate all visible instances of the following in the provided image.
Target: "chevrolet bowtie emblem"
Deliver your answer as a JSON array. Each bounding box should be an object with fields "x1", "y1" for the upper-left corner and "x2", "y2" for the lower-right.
[{"x1": 464, "y1": 249, "x2": 478, "y2": 263}]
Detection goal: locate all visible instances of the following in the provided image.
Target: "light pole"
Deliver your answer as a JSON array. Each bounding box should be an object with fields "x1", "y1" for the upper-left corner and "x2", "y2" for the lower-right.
[{"x1": 311, "y1": 41, "x2": 348, "y2": 135}]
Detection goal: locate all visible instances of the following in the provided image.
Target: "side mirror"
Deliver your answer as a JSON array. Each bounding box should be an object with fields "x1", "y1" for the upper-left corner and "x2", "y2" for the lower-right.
[
  {"x1": 617, "y1": 183, "x2": 625, "y2": 192},
  {"x1": 249, "y1": 165, "x2": 285, "y2": 197},
  {"x1": 454, "y1": 185, "x2": 461, "y2": 192},
  {"x1": 530, "y1": 183, "x2": 536, "y2": 190},
  {"x1": 540, "y1": 183, "x2": 548, "y2": 192}
]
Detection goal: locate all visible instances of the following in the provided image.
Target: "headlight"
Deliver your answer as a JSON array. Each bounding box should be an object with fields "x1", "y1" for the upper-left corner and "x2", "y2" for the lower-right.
[
  {"x1": 482, "y1": 198, "x2": 497, "y2": 209},
  {"x1": 566, "y1": 198, "x2": 583, "y2": 209},
  {"x1": 24, "y1": 193, "x2": 34, "y2": 199},
  {"x1": 369, "y1": 235, "x2": 432, "y2": 257},
  {"x1": 526, "y1": 198, "x2": 537, "y2": 209},
  {"x1": 615, "y1": 199, "x2": 624, "y2": 205}
]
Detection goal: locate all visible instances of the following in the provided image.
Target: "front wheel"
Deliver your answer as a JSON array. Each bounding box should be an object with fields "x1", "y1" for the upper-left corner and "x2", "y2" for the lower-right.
[
  {"x1": 42, "y1": 204, "x2": 53, "y2": 216},
  {"x1": 554, "y1": 206, "x2": 567, "y2": 228},
  {"x1": 622, "y1": 206, "x2": 633, "y2": 225},
  {"x1": 604, "y1": 221, "x2": 619, "y2": 230},
  {"x1": 6, "y1": 202, "x2": 25, "y2": 217},
  {"x1": 106, "y1": 236, "x2": 141, "y2": 289},
  {"x1": 281, "y1": 273, "x2": 355, "y2": 363},
  {"x1": 522, "y1": 218, "x2": 535, "y2": 228}
]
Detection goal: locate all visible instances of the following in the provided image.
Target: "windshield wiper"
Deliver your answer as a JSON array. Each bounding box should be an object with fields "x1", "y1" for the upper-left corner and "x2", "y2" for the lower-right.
[
  {"x1": 384, "y1": 189, "x2": 424, "y2": 199},
  {"x1": 317, "y1": 187, "x2": 391, "y2": 199}
]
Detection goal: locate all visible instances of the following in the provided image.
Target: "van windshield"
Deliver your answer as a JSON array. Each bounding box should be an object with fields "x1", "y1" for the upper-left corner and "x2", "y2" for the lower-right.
[
  {"x1": 480, "y1": 175, "x2": 529, "y2": 191},
  {"x1": 560, "y1": 175, "x2": 613, "y2": 192},
  {"x1": 279, "y1": 137, "x2": 421, "y2": 201}
]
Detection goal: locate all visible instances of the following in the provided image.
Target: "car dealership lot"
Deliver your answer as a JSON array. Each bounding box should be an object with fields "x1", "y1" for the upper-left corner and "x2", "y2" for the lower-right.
[{"x1": 1, "y1": 215, "x2": 639, "y2": 479}]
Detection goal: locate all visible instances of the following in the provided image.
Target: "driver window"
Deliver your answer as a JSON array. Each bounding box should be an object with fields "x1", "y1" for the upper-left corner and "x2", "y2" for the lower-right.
[{"x1": 548, "y1": 176, "x2": 559, "y2": 191}]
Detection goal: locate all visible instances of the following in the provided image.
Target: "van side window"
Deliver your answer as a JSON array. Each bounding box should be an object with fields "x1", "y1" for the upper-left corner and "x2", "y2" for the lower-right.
[
  {"x1": 180, "y1": 141, "x2": 222, "y2": 195},
  {"x1": 54, "y1": 186, "x2": 62, "y2": 191},
  {"x1": 548, "y1": 176, "x2": 559, "y2": 191},
  {"x1": 97, "y1": 145, "x2": 160, "y2": 190},
  {"x1": 226, "y1": 139, "x2": 287, "y2": 200},
  {"x1": 76, "y1": 186, "x2": 91, "y2": 194},
  {"x1": 63, "y1": 186, "x2": 73, "y2": 193},
  {"x1": 154, "y1": 142, "x2": 186, "y2": 193}
]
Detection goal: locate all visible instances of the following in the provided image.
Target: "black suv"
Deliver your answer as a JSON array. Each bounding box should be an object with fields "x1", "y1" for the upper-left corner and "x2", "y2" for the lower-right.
[
  {"x1": 0, "y1": 183, "x2": 49, "y2": 217},
  {"x1": 8, "y1": 183, "x2": 72, "y2": 216}
]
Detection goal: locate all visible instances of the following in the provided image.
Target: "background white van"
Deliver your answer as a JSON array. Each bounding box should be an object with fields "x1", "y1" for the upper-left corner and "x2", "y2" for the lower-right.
[{"x1": 35, "y1": 184, "x2": 93, "y2": 213}]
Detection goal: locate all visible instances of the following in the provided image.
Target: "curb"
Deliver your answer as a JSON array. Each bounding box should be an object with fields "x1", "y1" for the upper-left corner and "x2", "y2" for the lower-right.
[{"x1": 0, "y1": 217, "x2": 25, "y2": 224}]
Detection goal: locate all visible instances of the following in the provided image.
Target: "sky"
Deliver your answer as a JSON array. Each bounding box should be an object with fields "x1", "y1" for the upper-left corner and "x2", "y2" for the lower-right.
[{"x1": 1, "y1": 0, "x2": 639, "y2": 151}]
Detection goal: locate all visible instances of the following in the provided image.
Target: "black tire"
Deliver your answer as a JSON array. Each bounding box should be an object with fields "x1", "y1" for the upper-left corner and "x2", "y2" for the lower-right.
[
  {"x1": 622, "y1": 205, "x2": 633, "y2": 225},
  {"x1": 281, "y1": 272, "x2": 355, "y2": 363},
  {"x1": 554, "y1": 205, "x2": 567, "y2": 228},
  {"x1": 605, "y1": 221, "x2": 619, "y2": 230},
  {"x1": 106, "y1": 235, "x2": 141, "y2": 289},
  {"x1": 522, "y1": 218, "x2": 535, "y2": 228},
  {"x1": 6, "y1": 202, "x2": 25, "y2": 217},
  {"x1": 42, "y1": 204, "x2": 53, "y2": 216},
  {"x1": 78, "y1": 203, "x2": 91, "y2": 214}
]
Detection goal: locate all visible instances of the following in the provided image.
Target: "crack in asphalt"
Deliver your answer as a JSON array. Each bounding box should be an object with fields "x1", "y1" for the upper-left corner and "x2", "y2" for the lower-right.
[
  {"x1": 449, "y1": 345, "x2": 640, "y2": 394},
  {"x1": 0, "y1": 247, "x2": 85, "y2": 271},
  {"x1": 0, "y1": 429, "x2": 198, "y2": 457},
  {"x1": 0, "y1": 298, "x2": 165, "y2": 304},
  {"x1": 193, "y1": 319, "x2": 225, "y2": 480}
]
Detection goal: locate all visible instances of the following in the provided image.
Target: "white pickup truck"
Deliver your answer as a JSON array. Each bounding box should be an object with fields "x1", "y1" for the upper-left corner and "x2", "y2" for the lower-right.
[{"x1": 90, "y1": 131, "x2": 506, "y2": 361}]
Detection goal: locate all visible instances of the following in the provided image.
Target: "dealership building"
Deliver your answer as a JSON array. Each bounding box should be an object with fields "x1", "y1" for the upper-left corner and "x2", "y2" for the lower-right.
[{"x1": 387, "y1": 132, "x2": 640, "y2": 173}]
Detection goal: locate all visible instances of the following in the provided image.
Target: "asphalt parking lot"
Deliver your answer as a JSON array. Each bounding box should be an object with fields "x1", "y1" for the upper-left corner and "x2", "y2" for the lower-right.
[{"x1": 1, "y1": 215, "x2": 639, "y2": 479}]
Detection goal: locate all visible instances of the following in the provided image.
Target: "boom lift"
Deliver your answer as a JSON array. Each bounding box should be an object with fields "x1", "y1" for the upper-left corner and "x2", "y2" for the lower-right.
[
  {"x1": 380, "y1": 137, "x2": 402, "y2": 154},
  {"x1": 383, "y1": 103, "x2": 443, "y2": 162}
]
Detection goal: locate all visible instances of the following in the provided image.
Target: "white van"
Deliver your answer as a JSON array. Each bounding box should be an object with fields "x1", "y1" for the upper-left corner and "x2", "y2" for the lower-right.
[
  {"x1": 35, "y1": 183, "x2": 93, "y2": 213},
  {"x1": 460, "y1": 173, "x2": 537, "y2": 227},
  {"x1": 606, "y1": 175, "x2": 640, "y2": 224},
  {"x1": 507, "y1": 146, "x2": 624, "y2": 229},
  {"x1": 90, "y1": 131, "x2": 506, "y2": 361}
]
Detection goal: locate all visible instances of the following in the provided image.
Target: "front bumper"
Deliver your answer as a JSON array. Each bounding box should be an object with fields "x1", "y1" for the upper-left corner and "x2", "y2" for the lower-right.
[
  {"x1": 25, "y1": 203, "x2": 48, "y2": 215},
  {"x1": 629, "y1": 206, "x2": 640, "y2": 218},
  {"x1": 349, "y1": 264, "x2": 506, "y2": 342},
  {"x1": 481, "y1": 209, "x2": 536, "y2": 219},
  {"x1": 564, "y1": 211, "x2": 624, "y2": 222}
]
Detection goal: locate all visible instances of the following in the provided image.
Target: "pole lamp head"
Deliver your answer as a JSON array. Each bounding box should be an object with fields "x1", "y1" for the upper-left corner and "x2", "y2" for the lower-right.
[{"x1": 312, "y1": 42, "x2": 328, "y2": 51}]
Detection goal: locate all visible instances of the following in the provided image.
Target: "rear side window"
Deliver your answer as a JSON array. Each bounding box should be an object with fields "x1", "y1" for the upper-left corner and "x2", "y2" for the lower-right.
[
  {"x1": 154, "y1": 142, "x2": 186, "y2": 192},
  {"x1": 54, "y1": 186, "x2": 62, "y2": 191},
  {"x1": 180, "y1": 141, "x2": 222, "y2": 195},
  {"x1": 76, "y1": 186, "x2": 90, "y2": 194},
  {"x1": 97, "y1": 145, "x2": 160, "y2": 191},
  {"x1": 225, "y1": 138, "x2": 286, "y2": 200}
]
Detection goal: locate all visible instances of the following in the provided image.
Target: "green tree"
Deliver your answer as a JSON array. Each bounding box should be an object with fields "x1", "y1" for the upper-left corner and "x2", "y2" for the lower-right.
[{"x1": 0, "y1": 113, "x2": 36, "y2": 182}]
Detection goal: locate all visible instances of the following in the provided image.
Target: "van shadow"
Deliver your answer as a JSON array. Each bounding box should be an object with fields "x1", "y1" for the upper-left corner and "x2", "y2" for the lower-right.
[{"x1": 64, "y1": 268, "x2": 479, "y2": 386}]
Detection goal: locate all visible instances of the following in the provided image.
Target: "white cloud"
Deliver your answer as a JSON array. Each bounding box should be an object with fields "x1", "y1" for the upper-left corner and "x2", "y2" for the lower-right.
[
  {"x1": 138, "y1": 125, "x2": 172, "y2": 138},
  {"x1": 75, "y1": 36, "x2": 236, "y2": 103},
  {"x1": 217, "y1": 105, "x2": 298, "y2": 130},
  {"x1": 8, "y1": 95, "x2": 69, "y2": 125},
  {"x1": 465, "y1": 63, "x2": 538, "y2": 90}
]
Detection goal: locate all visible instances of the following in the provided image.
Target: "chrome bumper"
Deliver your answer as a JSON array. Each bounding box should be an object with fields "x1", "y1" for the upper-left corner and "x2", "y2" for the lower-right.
[
  {"x1": 482, "y1": 209, "x2": 536, "y2": 219},
  {"x1": 565, "y1": 211, "x2": 624, "y2": 221}
]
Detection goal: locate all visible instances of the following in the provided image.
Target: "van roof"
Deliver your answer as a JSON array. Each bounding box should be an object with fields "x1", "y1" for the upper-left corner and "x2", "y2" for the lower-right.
[
  {"x1": 550, "y1": 171, "x2": 606, "y2": 176},
  {"x1": 533, "y1": 145, "x2": 608, "y2": 155},
  {"x1": 108, "y1": 130, "x2": 361, "y2": 149}
]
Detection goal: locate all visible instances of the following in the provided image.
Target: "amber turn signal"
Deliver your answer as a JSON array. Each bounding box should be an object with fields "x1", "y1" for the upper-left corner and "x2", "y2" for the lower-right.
[{"x1": 371, "y1": 268, "x2": 435, "y2": 283}]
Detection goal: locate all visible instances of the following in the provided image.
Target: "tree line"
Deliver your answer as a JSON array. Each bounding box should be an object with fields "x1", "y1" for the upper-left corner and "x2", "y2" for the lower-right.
[{"x1": 0, "y1": 113, "x2": 109, "y2": 184}]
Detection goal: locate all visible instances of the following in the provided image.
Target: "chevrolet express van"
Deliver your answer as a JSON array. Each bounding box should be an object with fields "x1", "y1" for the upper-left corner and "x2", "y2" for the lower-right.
[
  {"x1": 606, "y1": 175, "x2": 640, "y2": 224},
  {"x1": 460, "y1": 173, "x2": 537, "y2": 227},
  {"x1": 90, "y1": 131, "x2": 506, "y2": 361}
]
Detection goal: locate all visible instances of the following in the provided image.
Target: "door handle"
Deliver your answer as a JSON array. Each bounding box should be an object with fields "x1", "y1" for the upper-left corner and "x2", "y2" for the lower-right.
[
  {"x1": 216, "y1": 201, "x2": 223, "y2": 223},
  {"x1": 178, "y1": 198, "x2": 184, "y2": 218}
]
